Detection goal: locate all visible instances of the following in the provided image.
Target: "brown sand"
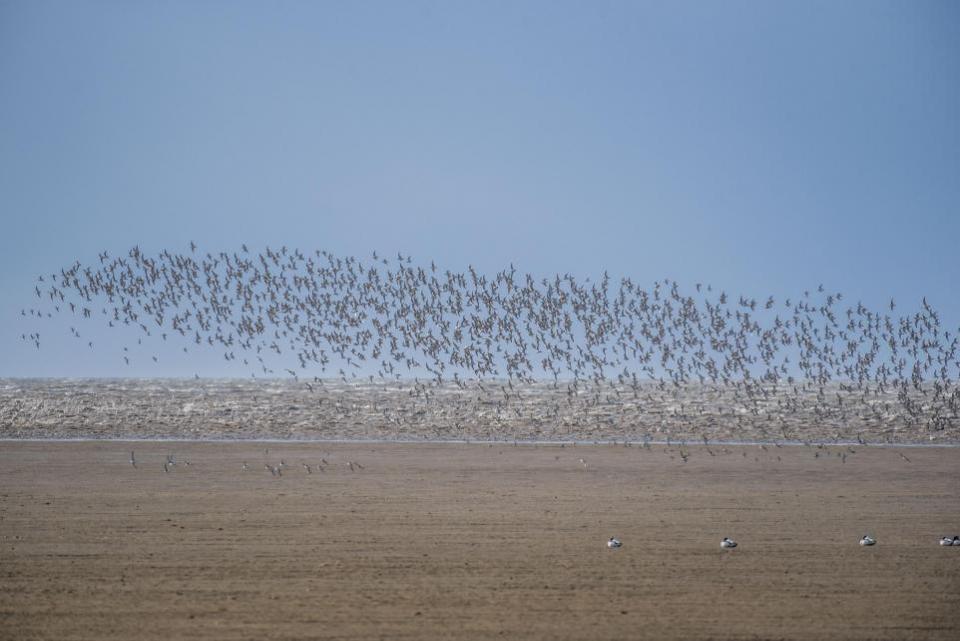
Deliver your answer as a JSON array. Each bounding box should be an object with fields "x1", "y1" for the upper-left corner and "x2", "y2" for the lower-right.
[{"x1": 1, "y1": 442, "x2": 959, "y2": 641}]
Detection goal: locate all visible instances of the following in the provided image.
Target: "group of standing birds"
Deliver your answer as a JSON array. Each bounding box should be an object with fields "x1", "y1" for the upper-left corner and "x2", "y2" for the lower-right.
[
  {"x1": 605, "y1": 535, "x2": 960, "y2": 549},
  {"x1": 21, "y1": 244, "x2": 960, "y2": 439}
]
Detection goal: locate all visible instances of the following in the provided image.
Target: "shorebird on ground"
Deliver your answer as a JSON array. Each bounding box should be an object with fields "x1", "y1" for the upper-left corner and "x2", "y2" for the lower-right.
[
  {"x1": 859, "y1": 535, "x2": 876, "y2": 546},
  {"x1": 607, "y1": 537, "x2": 622, "y2": 548},
  {"x1": 720, "y1": 537, "x2": 737, "y2": 548}
]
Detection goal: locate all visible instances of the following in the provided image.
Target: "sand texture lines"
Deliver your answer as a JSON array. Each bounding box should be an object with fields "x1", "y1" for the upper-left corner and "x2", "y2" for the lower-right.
[{"x1": 1, "y1": 442, "x2": 959, "y2": 641}]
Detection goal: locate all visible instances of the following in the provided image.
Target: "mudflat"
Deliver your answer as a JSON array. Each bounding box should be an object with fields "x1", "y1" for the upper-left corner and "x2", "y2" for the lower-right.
[{"x1": 1, "y1": 441, "x2": 959, "y2": 641}]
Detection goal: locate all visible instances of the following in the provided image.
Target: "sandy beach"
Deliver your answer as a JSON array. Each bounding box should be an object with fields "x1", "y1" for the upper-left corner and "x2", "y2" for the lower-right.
[
  {"x1": 2, "y1": 440, "x2": 959, "y2": 641},
  {"x1": 4, "y1": 0, "x2": 957, "y2": 638}
]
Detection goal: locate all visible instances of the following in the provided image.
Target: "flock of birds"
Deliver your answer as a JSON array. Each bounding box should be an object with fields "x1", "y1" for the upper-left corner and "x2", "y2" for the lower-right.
[
  {"x1": 20, "y1": 244, "x2": 960, "y2": 440},
  {"x1": 129, "y1": 448, "x2": 363, "y2": 477},
  {"x1": 128, "y1": 445, "x2": 960, "y2": 552},
  {"x1": 605, "y1": 535, "x2": 960, "y2": 549}
]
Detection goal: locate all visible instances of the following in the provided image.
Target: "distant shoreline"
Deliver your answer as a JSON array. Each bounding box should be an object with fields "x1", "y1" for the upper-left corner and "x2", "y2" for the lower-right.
[
  {"x1": 4, "y1": 378, "x2": 958, "y2": 444},
  {"x1": 3, "y1": 437, "x2": 958, "y2": 447}
]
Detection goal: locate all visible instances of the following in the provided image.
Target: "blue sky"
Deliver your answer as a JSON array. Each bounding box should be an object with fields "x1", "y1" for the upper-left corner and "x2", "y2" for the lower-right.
[{"x1": 1, "y1": 0, "x2": 957, "y2": 377}]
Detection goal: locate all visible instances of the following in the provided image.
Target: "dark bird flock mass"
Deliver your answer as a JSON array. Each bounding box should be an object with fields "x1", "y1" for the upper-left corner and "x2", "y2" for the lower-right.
[{"x1": 17, "y1": 244, "x2": 960, "y2": 443}]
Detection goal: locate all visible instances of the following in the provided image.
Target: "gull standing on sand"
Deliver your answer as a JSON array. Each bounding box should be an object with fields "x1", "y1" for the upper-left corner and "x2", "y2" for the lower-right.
[
  {"x1": 720, "y1": 537, "x2": 737, "y2": 548},
  {"x1": 859, "y1": 535, "x2": 876, "y2": 546},
  {"x1": 607, "y1": 537, "x2": 622, "y2": 548}
]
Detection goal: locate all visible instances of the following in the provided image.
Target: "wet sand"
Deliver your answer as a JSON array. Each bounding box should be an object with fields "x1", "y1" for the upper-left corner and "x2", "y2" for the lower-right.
[{"x1": 2, "y1": 441, "x2": 959, "y2": 640}]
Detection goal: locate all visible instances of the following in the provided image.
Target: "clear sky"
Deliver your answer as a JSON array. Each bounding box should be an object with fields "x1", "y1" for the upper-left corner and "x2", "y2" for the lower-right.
[{"x1": 1, "y1": 0, "x2": 957, "y2": 377}]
